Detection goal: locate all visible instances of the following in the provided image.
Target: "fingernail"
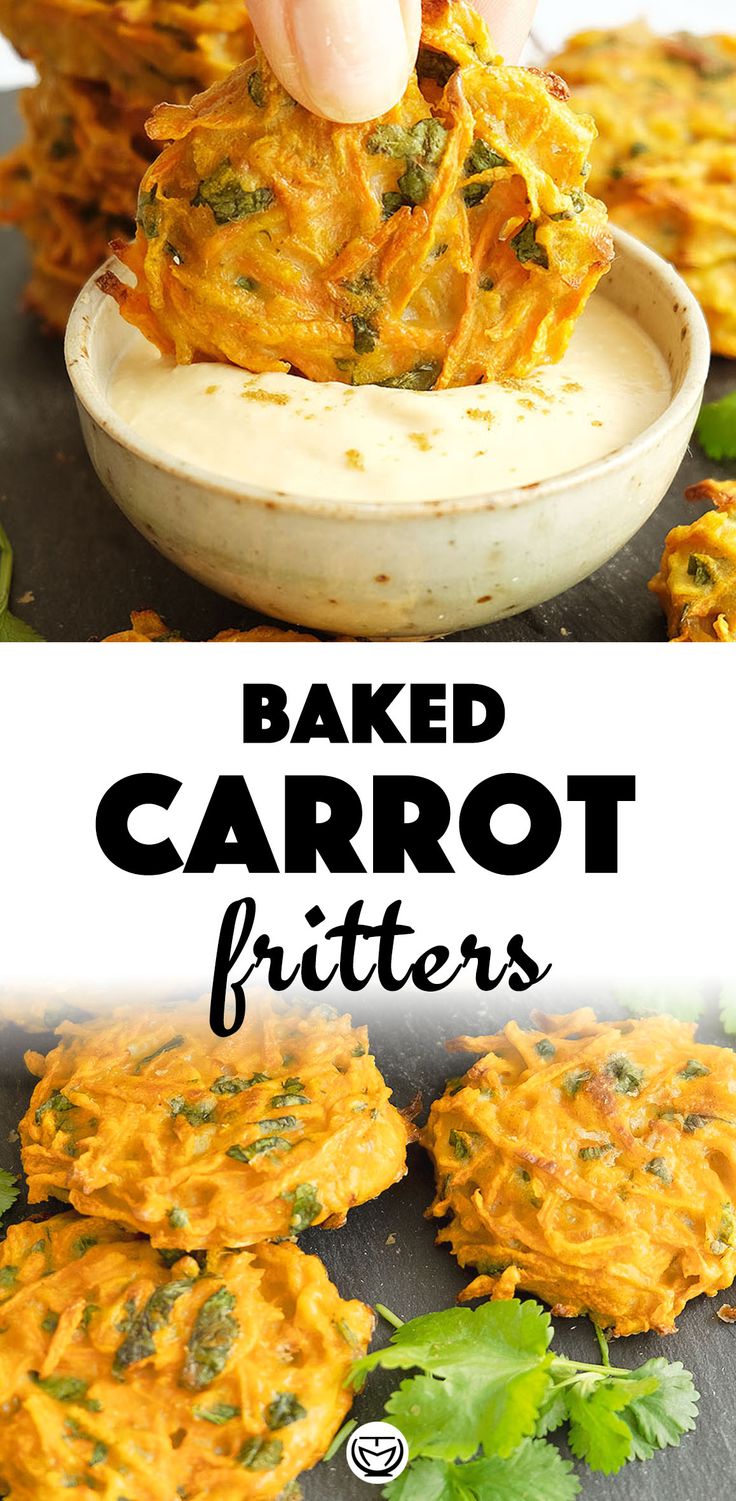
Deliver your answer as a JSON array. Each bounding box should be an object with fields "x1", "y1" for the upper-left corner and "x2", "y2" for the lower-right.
[{"x1": 291, "y1": 0, "x2": 417, "y2": 123}]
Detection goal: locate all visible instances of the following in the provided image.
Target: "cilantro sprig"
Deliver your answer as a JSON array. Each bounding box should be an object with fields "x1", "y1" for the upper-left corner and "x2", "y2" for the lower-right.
[
  {"x1": 0, "y1": 1170, "x2": 19, "y2": 1219},
  {"x1": 0, "y1": 521, "x2": 43, "y2": 642},
  {"x1": 696, "y1": 390, "x2": 736, "y2": 464},
  {"x1": 348, "y1": 1300, "x2": 698, "y2": 1497}
]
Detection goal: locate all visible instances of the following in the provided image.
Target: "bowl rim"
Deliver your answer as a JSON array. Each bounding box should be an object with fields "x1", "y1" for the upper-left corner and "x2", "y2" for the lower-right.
[{"x1": 65, "y1": 225, "x2": 711, "y2": 522}]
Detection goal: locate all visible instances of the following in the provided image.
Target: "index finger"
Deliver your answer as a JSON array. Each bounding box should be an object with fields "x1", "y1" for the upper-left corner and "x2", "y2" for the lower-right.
[{"x1": 471, "y1": 0, "x2": 538, "y2": 61}]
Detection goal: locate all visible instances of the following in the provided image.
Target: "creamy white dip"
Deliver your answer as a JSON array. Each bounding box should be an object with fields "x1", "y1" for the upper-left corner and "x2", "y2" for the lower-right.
[{"x1": 107, "y1": 293, "x2": 671, "y2": 502}]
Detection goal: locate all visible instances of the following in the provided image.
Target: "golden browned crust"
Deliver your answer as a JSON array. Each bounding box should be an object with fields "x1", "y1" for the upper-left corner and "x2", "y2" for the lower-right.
[
  {"x1": 20, "y1": 998, "x2": 411, "y2": 1249},
  {"x1": 650, "y1": 479, "x2": 736, "y2": 641},
  {"x1": 105, "y1": 0, "x2": 612, "y2": 388},
  {"x1": 425, "y1": 1010, "x2": 736, "y2": 1336},
  {"x1": 0, "y1": 1212, "x2": 371, "y2": 1501}
]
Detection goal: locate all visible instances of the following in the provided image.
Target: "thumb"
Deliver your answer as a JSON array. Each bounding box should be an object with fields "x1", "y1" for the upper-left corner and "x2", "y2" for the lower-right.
[{"x1": 247, "y1": 0, "x2": 422, "y2": 124}]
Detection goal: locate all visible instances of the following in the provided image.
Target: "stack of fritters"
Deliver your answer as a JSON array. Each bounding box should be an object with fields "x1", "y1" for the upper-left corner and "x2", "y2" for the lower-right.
[
  {"x1": 551, "y1": 26, "x2": 736, "y2": 358},
  {"x1": 0, "y1": 997, "x2": 411, "y2": 1498},
  {"x1": 650, "y1": 479, "x2": 736, "y2": 641},
  {"x1": 0, "y1": 0, "x2": 254, "y2": 329}
]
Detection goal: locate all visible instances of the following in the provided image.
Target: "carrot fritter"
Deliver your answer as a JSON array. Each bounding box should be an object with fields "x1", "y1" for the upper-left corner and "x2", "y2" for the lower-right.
[
  {"x1": 20, "y1": 999, "x2": 410, "y2": 1249},
  {"x1": 0, "y1": 0, "x2": 254, "y2": 109},
  {"x1": 105, "y1": 0, "x2": 613, "y2": 388},
  {"x1": 0, "y1": 1212, "x2": 371, "y2": 1501},
  {"x1": 650, "y1": 479, "x2": 736, "y2": 641},
  {"x1": 552, "y1": 26, "x2": 736, "y2": 358},
  {"x1": 425, "y1": 1010, "x2": 736, "y2": 1337}
]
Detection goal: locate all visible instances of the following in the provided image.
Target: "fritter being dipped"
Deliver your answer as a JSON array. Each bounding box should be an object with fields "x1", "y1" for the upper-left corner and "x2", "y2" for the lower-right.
[
  {"x1": 425, "y1": 1010, "x2": 736, "y2": 1336},
  {"x1": 650, "y1": 479, "x2": 736, "y2": 641},
  {"x1": 104, "y1": 0, "x2": 613, "y2": 388},
  {"x1": 552, "y1": 26, "x2": 736, "y2": 357},
  {"x1": 20, "y1": 999, "x2": 410, "y2": 1248},
  {"x1": 0, "y1": 1211, "x2": 371, "y2": 1501}
]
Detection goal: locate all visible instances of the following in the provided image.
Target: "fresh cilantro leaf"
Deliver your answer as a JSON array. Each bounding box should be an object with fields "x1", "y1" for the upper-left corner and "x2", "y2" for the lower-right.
[
  {"x1": 618, "y1": 1360, "x2": 699, "y2": 1459},
  {"x1": 0, "y1": 521, "x2": 43, "y2": 642},
  {"x1": 0, "y1": 1171, "x2": 19, "y2": 1219},
  {"x1": 352, "y1": 1300, "x2": 554, "y2": 1460},
  {"x1": 385, "y1": 1442, "x2": 580, "y2": 1501},
  {"x1": 614, "y1": 984, "x2": 704, "y2": 1022},
  {"x1": 565, "y1": 1374, "x2": 657, "y2": 1474},
  {"x1": 696, "y1": 390, "x2": 736, "y2": 463}
]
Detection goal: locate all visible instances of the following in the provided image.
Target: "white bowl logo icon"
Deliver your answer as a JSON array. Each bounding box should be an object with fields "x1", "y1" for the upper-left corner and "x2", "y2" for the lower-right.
[{"x1": 346, "y1": 1422, "x2": 409, "y2": 1485}]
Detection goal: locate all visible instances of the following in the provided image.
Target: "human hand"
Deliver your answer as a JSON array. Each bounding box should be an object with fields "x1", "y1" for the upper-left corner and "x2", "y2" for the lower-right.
[{"x1": 247, "y1": 0, "x2": 539, "y2": 124}]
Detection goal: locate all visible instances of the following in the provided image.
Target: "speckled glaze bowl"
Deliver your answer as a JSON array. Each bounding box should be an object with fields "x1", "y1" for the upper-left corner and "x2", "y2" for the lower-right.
[{"x1": 66, "y1": 227, "x2": 710, "y2": 640}]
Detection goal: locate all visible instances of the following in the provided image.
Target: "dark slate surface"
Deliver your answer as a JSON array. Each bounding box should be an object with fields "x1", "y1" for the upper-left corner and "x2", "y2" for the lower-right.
[
  {"x1": 1, "y1": 89, "x2": 734, "y2": 643},
  {"x1": 0, "y1": 998, "x2": 734, "y2": 1499}
]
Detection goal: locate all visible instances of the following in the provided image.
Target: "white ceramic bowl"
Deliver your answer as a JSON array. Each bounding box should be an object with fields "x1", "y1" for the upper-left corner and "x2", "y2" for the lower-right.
[{"x1": 66, "y1": 228, "x2": 710, "y2": 640}]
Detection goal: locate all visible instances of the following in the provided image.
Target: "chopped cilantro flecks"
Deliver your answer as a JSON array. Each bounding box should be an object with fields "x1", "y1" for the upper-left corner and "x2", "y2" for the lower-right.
[
  {"x1": 193, "y1": 163, "x2": 275, "y2": 225},
  {"x1": 512, "y1": 221, "x2": 549, "y2": 269},
  {"x1": 137, "y1": 185, "x2": 160, "y2": 239},
  {"x1": 169, "y1": 1097, "x2": 216, "y2": 1127},
  {"x1": 465, "y1": 139, "x2": 506, "y2": 175},
  {"x1": 605, "y1": 1053, "x2": 645, "y2": 1096},
  {"x1": 687, "y1": 554, "x2": 715, "y2": 588},
  {"x1": 679, "y1": 1059, "x2": 710, "y2": 1080},
  {"x1": 35, "y1": 1092, "x2": 75, "y2": 1126},
  {"x1": 238, "y1": 1437, "x2": 284, "y2": 1470},
  {"x1": 113, "y1": 1279, "x2": 194, "y2": 1375},
  {"x1": 352, "y1": 315, "x2": 378, "y2": 355},
  {"x1": 286, "y1": 1183, "x2": 322, "y2": 1234},
  {"x1": 535, "y1": 1039, "x2": 556, "y2": 1061},
  {"x1": 194, "y1": 1402, "x2": 241, "y2": 1424},
  {"x1": 227, "y1": 1136, "x2": 294, "y2": 1164},
  {"x1": 212, "y1": 1073, "x2": 268, "y2": 1095},
  {"x1": 562, "y1": 1070, "x2": 592, "y2": 1098},
  {"x1": 645, "y1": 1157, "x2": 673, "y2": 1185},
  {"x1": 265, "y1": 1392, "x2": 307, "y2": 1429},
  {"x1": 247, "y1": 70, "x2": 266, "y2": 108},
  {"x1": 378, "y1": 361, "x2": 441, "y2": 392},
  {"x1": 182, "y1": 1287, "x2": 239, "y2": 1391},
  {"x1": 132, "y1": 1036, "x2": 184, "y2": 1075}
]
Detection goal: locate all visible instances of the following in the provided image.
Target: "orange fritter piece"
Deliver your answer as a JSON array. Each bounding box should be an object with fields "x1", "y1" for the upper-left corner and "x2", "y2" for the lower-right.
[
  {"x1": 552, "y1": 26, "x2": 736, "y2": 357},
  {"x1": 0, "y1": 1212, "x2": 372, "y2": 1501},
  {"x1": 649, "y1": 479, "x2": 736, "y2": 641},
  {"x1": 425, "y1": 1010, "x2": 736, "y2": 1336},
  {"x1": 20, "y1": 998, "x2": 411, "y2": 1249},
  {"x1": 105, "y1": 0, "x2": 613, "y2": 388},
  {"x1": 103, "y1": 610, "x2": 319, "y2": 641}
]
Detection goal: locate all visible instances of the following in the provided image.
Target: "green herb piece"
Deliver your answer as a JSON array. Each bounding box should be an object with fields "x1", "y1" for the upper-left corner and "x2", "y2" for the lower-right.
[
  {"x1": 336, "y1": 1318, "x2": 362, "y2": 1350},
  {"x1": 449, "y1": 1129, "x2": 477, "y2": 1162},
  {"x1": 194, "y1": 1402, "x2": 241, "y2": 1424},
  {"x1": 286, "y1": 1183, "x2": 322, "y2": 1234},
  {"x1": 645, "y1": 1157, "x2": 672, "y2": 1184},
  {"x1": 605, "y1": 1054, "x2": 644, "y2": 1096},
  {"x1": 90, "y1": 1442, "x2": 107, "y2": 1467},
  {"x1": 42, "y1": 1311, "x2": 60, "y2": 1334},
  {"x1": 228, "y1": 1136, "x2": 293, "y2": 1164},
  {"x1": 416, "y1": 47, "x2": 457, "y2": 87},
  {"x1": 238, "y1": 1437, "x2": 284, "y2": 1470},
  {"x1": 212, "y1": 1073, "x2": 269, "y2": 1095},
  {"x1": 463, "y1": 183, "x2": 491, "y2": 208},
  {"x1": 367, "y1": 120, "x2": 448, "y2": 166},
  {"x1": 0, "y1": 1171, "x2": 19, "y2": 1219},
  {"x1": 31, "y1": 1374, "x2": 100, "y2": 1411},
  {"x1": 258, "y1": 1116, "x2": 299, "y2": 1133},
  {"x1": 711, "y1": 1205, "x2": 735, "y2": 1254},
  {"x1": 398, "y1": 161, "x2": 433, "y2": 206},
  {"x1": 383, "y1": 191, "x2": 406, "y2": 219},
  {"x1": 282, "y1": 1077, "x2": 306, "y2": 1093},
  {"x1": 512, "y1": 221, "x2": 549, "y2": 269},
  {"x1": 695, "y1": 390, "x2": 736, "y2": 463},
  {"x1": 170, "y1": 1097, "x2": 216, "y2": 1126},
  {"x1": 72, "y1": 1236, "x2": 97, "y2": 1259},
  {"x1": 182, "y1": 1286, "x2": 239, "y2": 1391},
  {"x1": 35, "y1": 1091, "x2": 75, "y2": 1126},
  {"x1": 271, "y1": 1093, "x2": 310, "y2": 1108},
  {"x1": 687, "y1": 553, "x2": 715, "y2": 588},
  {"x1": 323, "y1": 1418, "x2": 357, "y2": 1464},
  {"x1": 579, "y1": 1143, "x2": 614, "y2": 1161},
  {"x1": 465, "y1": 140, "x2": 506, "y2": 175},
  {"x1": 683, "y1": 1113, "x2": 709, "y2": 1133},
  {"x1": 265, "y1": 1392, "x2": 307, "y2": 1429},
  {"x1": 235, "y1": 276, "x2": 259, "y2": 292},
  {"x1": 136, "y1": 185, "x2": 160, "y2": 239},
  {"x1": 113, "y1": 1278, "x2": 193, "y2": 1375},
  {"x1": 0, "y1": 524, "x2": 44, "y2": 639},
  {"x1": 562, "y1": 1070, "x2": 591, "y2": 1098},
  {"x1": 193, "y1": 163, "x2": 275, "y2": 225},
  {"x1": 169, "y1": 1208, "x2": 189, "y2": 1230},
  {"x1": 679, "y1": 1059, "x2": 710, "y2": 1080},
  {"x1": 81, "y1": 1305, "x2": 99, "y2": 1332},
  {"x1": 352, "y1": 315, "x2": 378, "y2": 355},
  {"x1": 535, "y1": 1040, "x2": 555, "y2": 1061},
  {"x1": 247, "y1": 70, "x2": 266, "y2": 108},
  {"x1": 378, "y1": 362, "x2": 441, "y2": 392},
  {"x1": 132, "y1": 1036, "x2": 184, "y2": 1074},
  {"x1": 384, "y1": 1442, "x2": 580, "y2": 1501}
]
